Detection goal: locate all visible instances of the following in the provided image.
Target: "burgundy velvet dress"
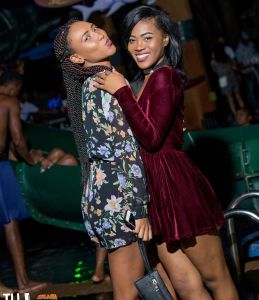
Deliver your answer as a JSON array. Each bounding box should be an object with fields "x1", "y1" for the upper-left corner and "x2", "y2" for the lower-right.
[{"x1": 114, "y1": 65, "x2": 225, "y2": 244}]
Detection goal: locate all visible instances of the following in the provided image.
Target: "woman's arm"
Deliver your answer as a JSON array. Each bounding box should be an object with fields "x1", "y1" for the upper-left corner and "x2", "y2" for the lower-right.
[
  {"x1": 115, "y1": 68, "x2": 183, "y2": 151},
  {"x1": 114, "y1": 87, "x2": 174, "y2": 151}
]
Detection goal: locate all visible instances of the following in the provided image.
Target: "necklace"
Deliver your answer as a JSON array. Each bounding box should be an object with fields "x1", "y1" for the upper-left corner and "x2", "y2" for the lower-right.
[
  {"x1": 143, "y1": 68, "x2": 154, "y2": 75},
  {"x1": 142, "y1": 58, "x2": 169, "y2": 75}
]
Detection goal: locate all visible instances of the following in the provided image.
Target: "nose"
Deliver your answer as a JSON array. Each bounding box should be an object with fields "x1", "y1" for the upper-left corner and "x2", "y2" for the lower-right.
[
  {"x1": 93, "y1": 29, "x2": 105, "y2": 41},
  {"x1": 93, "y1": 32, "x2": 104, "y2": 40},
  {"x1": 135, "y1": 39, "x2": 145, "y2": 52},
  {"x1": 98, "y1": 32, "x2": 104, "y2": 40}
]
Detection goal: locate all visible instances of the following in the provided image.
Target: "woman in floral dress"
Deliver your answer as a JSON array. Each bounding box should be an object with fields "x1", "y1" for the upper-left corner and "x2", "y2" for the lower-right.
[
  {"x1": 53, "y1": 20, "x2": 152, "y2": 299},
  {"x1": 81, "y1": 75, "x2": 149, "y2": 249}
]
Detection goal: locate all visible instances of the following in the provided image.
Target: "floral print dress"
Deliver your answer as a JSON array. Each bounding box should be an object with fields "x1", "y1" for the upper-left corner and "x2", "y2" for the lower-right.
[{"x1": 81, "y1": 76, "x2": 149, "y2": 250}]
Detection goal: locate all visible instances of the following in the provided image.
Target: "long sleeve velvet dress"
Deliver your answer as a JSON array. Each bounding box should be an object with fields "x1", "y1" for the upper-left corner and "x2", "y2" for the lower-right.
[{"x1": 114, "y1": 65, "x2": 225, "y2": 244}]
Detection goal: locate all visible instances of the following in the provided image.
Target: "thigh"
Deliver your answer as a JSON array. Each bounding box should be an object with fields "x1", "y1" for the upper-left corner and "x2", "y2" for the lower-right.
[
  {"x1": 181, "y1": 232, "x2": 228, "y2": 280},
  {"x1": 108, "y1": 242, "x2": 144, "y2": 300},
  {"x1": 157, "y1": 242, "x2": 203, "y2": 285},
  {"x1": 145, "y1": 239, "x2": 177, "y2": 298}
]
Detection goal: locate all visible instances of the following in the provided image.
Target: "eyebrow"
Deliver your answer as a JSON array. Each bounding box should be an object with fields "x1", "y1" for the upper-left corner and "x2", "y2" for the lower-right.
[
  {"x1": 130, "y1": 32, "x2": 153, "y2": 38},
  {"x1": 81, "y1": 23, "x2": 95, "y2": 42}
]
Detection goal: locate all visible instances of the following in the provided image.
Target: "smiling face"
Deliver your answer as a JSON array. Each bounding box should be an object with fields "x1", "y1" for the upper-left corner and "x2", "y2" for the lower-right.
[
  {"x1": 127, "y1": 18, "x2": 169, "y2": 71},
  {"x1": 68, "y1": 21, "x2": 116, "y2": 67}
]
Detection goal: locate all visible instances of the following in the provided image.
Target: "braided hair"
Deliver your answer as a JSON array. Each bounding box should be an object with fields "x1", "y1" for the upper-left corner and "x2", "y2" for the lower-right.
[{"x1": 53, "y1": 19, "x2": 111, "y2": 184}]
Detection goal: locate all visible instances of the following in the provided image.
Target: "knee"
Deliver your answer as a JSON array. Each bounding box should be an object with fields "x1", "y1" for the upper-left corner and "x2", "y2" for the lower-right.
[
  {"x1": 202, "y1": 265, "x2": 230, "y2": 291},
  {"x1": 113, "y1": 285, "x2": 139, "y2": 300},
  {"x1": 203, "y1": 269, "x2": 239, "y2": 300},
  {"x1": 172, "y1": 271, "x2": 205, "y2": 298}
]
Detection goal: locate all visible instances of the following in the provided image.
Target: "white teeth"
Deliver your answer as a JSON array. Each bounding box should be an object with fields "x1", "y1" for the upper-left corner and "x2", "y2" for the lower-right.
[{"x1": 136, "y1": 54, "x2": 149, "y2": 61}]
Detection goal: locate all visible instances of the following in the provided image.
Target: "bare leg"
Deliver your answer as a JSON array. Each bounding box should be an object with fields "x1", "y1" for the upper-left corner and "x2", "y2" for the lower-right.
[
  {"x1": 234, "y1": 91, "x2": 245, "y2": 108},
  {"x1": 157, "y1": 242, "x2": 212, "y2": 300},
  {"x1": 146, "y1": 240, "x2": 177, "y2": 298},
  {"x1": 41, "y1": 152, "x2": 79, "y2": 171},
  {"x1": 4, "y1": 221, "x2": 48, "y2": 292},
  {"x1": 155, "y1": 262, "x2": 178, "y2": 299},
  {"x1": 92, "y1": 247, "x2": 110, "y2": 283},
  {"x1": 40, "y1": 147, "x2": 66, "y2": 171},
  {"x1": 56, "y1": 154, "x2": 79, "y2": 166},
  {"x1": 227, "y1": 95, "x2": 237, "y2": 115},
  {"x1": 181, "y1": 232, "x2": 239, "y2": 300},
  {"x1": 46, "y1": 148, "x2": 65, "y2": 163},
  {"x1": 108, "y1": 242, "x2": 144, "y2": 300}
]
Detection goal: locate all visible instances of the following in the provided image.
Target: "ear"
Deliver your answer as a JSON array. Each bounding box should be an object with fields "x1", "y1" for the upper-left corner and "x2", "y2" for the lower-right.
[
  {"x1": 69, "y1": 53, "x2": 85, "y2": 64},
  {"x1": 163, "y1": 35, "x2": 169, "y2": 47}
]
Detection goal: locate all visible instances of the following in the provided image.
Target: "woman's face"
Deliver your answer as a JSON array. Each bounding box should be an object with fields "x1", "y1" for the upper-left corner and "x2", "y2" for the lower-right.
[
  {"x1": 127, "y1": 19, "x2": 169, "y2": 70},
  {"x1": 68, "y1": 21, "x2": 116, "y2": 66}
]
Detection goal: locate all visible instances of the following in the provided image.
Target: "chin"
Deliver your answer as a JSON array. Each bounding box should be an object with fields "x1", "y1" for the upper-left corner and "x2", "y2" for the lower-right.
[
  {"x1": 136, "y1": 61, "x2": 152, "y2": 70},
  {"x1": 111, "y1": 46, "x2": 116, "y2": 55}
]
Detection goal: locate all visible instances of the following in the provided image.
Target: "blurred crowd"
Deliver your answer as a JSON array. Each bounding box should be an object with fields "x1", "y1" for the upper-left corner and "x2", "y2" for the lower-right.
[{"x1": 210, "y1": 31, "x2": 259, "y2": 128}]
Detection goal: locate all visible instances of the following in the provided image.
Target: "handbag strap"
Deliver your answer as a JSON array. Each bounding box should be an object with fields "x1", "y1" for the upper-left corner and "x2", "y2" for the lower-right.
[{"x1": 137, "y1": 238, "x2": 153, "y2": 274}]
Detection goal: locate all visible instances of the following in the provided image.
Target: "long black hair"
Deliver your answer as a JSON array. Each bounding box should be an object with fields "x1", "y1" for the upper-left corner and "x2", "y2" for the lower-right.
[
  {"x1": 53, "y1": 19, "x2": 111, "y2": 185},
  {"x1": 121, "y1": 5, "x2": 184, "y2": 82}
]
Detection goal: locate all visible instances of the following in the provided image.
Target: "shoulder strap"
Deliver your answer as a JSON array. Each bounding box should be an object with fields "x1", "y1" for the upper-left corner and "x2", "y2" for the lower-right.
[{"x1": 137, "y1": 238, "x2": 153, "y2": 274}]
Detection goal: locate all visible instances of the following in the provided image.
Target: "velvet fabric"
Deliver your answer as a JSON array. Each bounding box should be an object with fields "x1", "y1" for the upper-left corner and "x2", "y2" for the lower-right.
[{"x1": 114, "y1": 66, "x2": 225, "y2": 244}]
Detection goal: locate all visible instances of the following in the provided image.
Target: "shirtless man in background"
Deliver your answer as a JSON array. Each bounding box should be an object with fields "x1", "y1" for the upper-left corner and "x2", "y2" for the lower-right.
[{"x1": 0, "y1": 70, "x2": 47, "y2": 294}]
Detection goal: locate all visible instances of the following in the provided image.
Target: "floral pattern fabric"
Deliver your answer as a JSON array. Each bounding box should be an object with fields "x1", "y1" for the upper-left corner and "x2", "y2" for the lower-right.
[{"x1": 81, "y1": 76, "x2": 149, "y2": 250}]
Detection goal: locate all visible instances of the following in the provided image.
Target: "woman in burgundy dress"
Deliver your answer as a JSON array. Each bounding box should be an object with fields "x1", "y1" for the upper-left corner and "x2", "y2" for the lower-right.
[{"x1": 94, "y1": 5, "x2": 239, "y2": 300}]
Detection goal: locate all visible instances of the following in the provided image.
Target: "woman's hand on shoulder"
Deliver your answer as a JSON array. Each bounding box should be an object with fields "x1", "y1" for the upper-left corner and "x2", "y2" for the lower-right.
[
  {"x1": 134, "y1": 218, "x2": 152, "y2": 241},
  {"x1": 93, "y1": 69, "x2": 127, "y2": 94}
]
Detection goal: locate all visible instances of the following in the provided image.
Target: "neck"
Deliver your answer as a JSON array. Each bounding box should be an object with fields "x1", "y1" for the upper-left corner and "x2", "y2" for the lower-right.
[
  {"x1": 143, "y1": 56, "x2": 168, "y2": 76},
  {"x1": 84, "y1": 60, "x2": 111, "y2": 69}
]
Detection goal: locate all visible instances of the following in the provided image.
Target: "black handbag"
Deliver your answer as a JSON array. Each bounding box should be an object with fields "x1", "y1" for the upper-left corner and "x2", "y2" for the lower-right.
[{"x1": 135, "y1": 239, "x2": 174, "y2": 300}]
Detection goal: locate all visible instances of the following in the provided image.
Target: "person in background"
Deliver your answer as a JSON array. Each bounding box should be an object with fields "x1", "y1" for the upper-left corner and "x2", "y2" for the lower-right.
[
  {"x1": 235, "y1": 107, "x2": 252, "y2": 126},
  {"x1": 19, "y1": 90, "x2": 39, "y2": 122},
  {"x1": 236, "y1": 31, "x2": 259, "y2": 112},
  {"x1": 94, "y1": 5, "x2": 239, "y2": 300},
  {"x1": 31, "y1": 147, "x2": 110, "y2": 285},
  {"x1": 28, "y1": 148, "x2": 79, "y2": 173},
  {"x1": 213, "y1": 35, "x2": 236, "y2": 61},
  {"x1": 0, "y1": 70, "x2": 48, "y2": 293},
  {"x1": 211, "y1": 42, "x2": 245, "y2": 116}
]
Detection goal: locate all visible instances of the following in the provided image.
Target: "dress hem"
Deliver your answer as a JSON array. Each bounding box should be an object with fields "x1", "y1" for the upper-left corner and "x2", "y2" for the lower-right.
[{"x1": 153, "y1": 220, "x2": 226, "y2": 245}]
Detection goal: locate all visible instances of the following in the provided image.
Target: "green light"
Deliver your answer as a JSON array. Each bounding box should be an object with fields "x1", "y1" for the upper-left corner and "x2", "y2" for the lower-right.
[
  {"x1": 75, "y1": 267, "x2": 82, "y2": 273},
  {"x1": 74, "y1": 274, "x2": 82, "y2": 278}
]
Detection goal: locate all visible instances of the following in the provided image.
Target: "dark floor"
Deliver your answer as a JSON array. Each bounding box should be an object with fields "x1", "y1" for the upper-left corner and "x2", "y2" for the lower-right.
[{"x1": 0, "y1": 219, "x2": 113, "y2": 299}]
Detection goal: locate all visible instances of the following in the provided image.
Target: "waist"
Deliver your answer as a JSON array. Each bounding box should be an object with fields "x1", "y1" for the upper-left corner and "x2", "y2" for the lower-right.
[
  {"x1": 140, "y1": 146, "x2": 184, "y2": 157},
  {"x1": 89, "y1": 157, "x2": 116, "y2": 165}
]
